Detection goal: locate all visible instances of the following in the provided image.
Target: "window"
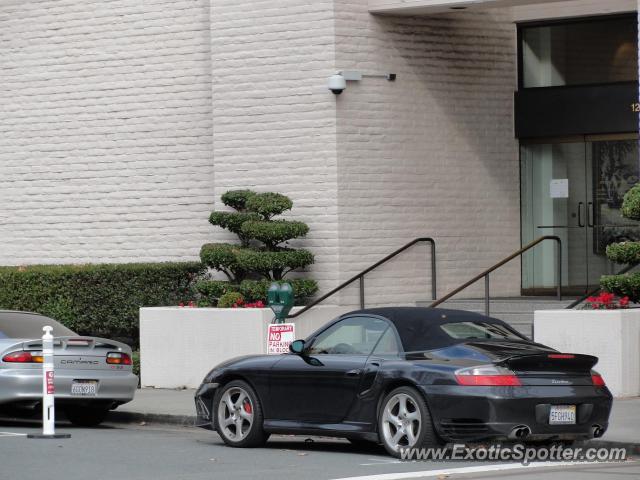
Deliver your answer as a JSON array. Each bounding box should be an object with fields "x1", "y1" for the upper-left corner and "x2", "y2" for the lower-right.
[
  {"x1": 440, "y1": 322, "x2": 523, "y2": 341},
  {"x1": 371, "y1": 327, "x2": 401, "y2": 356},
  {"x1": 521, "y1": 16, "x2": 638, "y2": 88},
  {"x1": 0, "y1": 313, "x2": 75, "y2": 339},
  {"x1": 307, "y1": 317, "x2": 390, "y2": 355}
]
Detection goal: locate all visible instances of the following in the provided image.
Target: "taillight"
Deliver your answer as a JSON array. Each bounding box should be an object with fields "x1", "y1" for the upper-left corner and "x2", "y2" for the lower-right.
[
  {"x1": 2, "y1": 351, "x2": 44, "y2": 363},
  {"x1": 106, "y1": 352, "x2": 132, "y2": 365},
  {"x1": 455, "y1": 365, "x2": 522, "y2": 386},
  {"x1": 548, "y1": 354, "x2": 575, "y2": 359},
  {"x1": 591, "y1": 371, "x2": 606, "y2": 387}
]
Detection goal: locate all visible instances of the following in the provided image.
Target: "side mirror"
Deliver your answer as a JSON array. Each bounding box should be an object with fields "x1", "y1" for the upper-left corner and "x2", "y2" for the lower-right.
[{"x1": 289, "y1": 339, "x2": 305, "y2": 355}]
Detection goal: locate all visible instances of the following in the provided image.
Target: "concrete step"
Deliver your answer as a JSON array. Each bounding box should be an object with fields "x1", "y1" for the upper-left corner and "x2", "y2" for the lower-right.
[{"x1": 415, "y1": 297, "x2": 577, "y2": 340}]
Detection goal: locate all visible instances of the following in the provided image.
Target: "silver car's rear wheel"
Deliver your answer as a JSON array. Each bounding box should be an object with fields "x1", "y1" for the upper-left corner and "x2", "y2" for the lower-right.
[
  {"x1": 218, "y1": 387, "x2": 254, "y2": 442},
  {"x1": 214, "y1": 380, "x2": 268, "y2": 448},
  {"x1": 381, "y1": 393, "x2": 422, "y2": 450}
]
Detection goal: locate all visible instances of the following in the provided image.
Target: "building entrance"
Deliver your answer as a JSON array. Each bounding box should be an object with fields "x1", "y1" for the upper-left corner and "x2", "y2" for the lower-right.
[{"x1": 521, "y1": 135, "x2": 639, "y2": 295}]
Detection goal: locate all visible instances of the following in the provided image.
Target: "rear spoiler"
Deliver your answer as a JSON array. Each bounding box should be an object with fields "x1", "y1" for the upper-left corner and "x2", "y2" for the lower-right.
[
  {"x1": 498, "y1": 353, "x2": 598, "y2": 373},
  {"x1": 22, "y1": 336, "x2": 130, "y2": 352}
]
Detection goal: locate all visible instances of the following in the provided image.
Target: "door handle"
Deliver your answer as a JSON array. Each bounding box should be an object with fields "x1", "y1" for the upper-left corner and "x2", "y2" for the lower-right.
[
  {"x1": 345, "y1": 369, "x2": 362, "y2": 377},
  {"x1": 578, "y1": 202, "x2": 585, "y2": 227},
  {"x1": 588, "y1": 202, "x2": 594, "y2": 228}
]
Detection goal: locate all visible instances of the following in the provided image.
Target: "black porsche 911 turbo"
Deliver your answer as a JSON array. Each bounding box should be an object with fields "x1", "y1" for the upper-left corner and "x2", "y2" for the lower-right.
[{"x1": 194, "y1": 307, "x2": 612, "y2": 457}]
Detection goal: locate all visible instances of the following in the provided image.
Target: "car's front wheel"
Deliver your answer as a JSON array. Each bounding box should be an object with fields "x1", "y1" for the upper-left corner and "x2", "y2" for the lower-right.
[
  {"x1": 213, "y1": 380, "x2": 268, "y2": 448},
  {"x1": 378, "y1": 386, "x2": 441, "y2": 458}
]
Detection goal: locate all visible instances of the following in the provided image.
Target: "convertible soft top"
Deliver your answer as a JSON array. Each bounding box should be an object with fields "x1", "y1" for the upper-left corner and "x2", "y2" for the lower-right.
[{"x1": 342, "y1": 307, "x2": 524, "y2": 352}]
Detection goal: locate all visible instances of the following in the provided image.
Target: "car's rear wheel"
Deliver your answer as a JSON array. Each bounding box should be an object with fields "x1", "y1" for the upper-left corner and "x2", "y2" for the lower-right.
[
  {"x1": 214, "y1": 380, "x2": 268, "y2": 448},
  {"x1": 64, "y1": 406, "x2": 109, "y2": 427},
  {"x1": 378, "y1": 386, "x2": 441, "y2": 458}
]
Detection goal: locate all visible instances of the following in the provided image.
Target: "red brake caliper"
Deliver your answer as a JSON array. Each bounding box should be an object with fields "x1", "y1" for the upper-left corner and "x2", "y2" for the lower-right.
[{"x1": 243, "y1": 400, "x2": 252, "y2": 414}]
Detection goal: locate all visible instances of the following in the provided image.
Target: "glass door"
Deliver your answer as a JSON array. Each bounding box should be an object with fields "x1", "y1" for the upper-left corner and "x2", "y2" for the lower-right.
[{"x1": 521, "y1": 136, "x2": 639, "y2": 295}]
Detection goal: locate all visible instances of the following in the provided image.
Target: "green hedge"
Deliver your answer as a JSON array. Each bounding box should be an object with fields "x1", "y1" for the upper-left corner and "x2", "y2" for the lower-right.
[
  {"x1": 0, "y1": 262, "x2": 204, "y2": 346},
  {"x1": 218, "y1": 292, "x2": 245, "y2": 308}
]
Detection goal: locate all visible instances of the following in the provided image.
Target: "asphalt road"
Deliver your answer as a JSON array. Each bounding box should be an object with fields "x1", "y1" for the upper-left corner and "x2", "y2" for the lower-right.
[{"x1": 0, "y1": 418, "x2": 637, "y2": 480}]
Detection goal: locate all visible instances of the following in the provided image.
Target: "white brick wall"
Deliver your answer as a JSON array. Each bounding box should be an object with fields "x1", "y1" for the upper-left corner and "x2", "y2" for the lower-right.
[
  {"x1": 2, "y1": 1, "x2": 621, "y2": 307},
  {"x1": 209, "y1": 1, "x2": 341, "y2": 292},
  {"x1": 0, "y1": 0, "x2": 214, "y2": 264},
  {"x1": 334, "y1": 3, "x2": 521, "y2": 305}
]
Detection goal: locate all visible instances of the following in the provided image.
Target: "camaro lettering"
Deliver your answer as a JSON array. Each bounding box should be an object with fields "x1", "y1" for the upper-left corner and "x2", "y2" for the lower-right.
[{"x1": 60, "y1": 360, "x2": 99, "y2": 365}]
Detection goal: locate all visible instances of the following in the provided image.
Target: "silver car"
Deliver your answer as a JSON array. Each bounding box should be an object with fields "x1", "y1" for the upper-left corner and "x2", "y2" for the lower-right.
[{"x1": 0, "y1": 310, "x2": 137, "y2": 426}]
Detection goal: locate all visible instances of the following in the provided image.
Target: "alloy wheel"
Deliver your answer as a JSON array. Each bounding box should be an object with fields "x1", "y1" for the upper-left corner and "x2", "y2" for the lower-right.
[
  {"x1": 217, "y1": 386, "x2": 254, "y2": 442},
  {"x1": 381, "y1": 392, "x2": 422, "y2": 451}
]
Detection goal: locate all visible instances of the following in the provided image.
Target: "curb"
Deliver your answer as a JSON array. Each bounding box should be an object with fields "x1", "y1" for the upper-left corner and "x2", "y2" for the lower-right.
[
  {"x1": 586, "y1": 440, "x2": 640, "y2": 455},
  {"x1": 105, "y1": 411, "x2": 640, "y2": 454},
  {"x1": 107, "y1": 411, "x2": 197, "y2": 428}
]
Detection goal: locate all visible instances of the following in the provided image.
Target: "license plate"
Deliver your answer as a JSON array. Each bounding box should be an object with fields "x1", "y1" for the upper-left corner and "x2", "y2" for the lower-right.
[
  {"x1": 71, "y1": 380, "x2": 98, "y2": 397},
  {"x1": 549, "y1": 405, "x2": 576, "y2": 425}
]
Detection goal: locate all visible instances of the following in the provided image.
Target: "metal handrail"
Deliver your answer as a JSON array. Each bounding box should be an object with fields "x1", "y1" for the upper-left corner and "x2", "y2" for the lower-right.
[
  {"x1": 287, "y1": 238, "x2": 437, "y2": 319},
  {"x1": 565, "y1": 263, "x2": 639, "y2": 309},
  {"x1": 430, "y1": 236, "x2": 562, "y2": 316}
]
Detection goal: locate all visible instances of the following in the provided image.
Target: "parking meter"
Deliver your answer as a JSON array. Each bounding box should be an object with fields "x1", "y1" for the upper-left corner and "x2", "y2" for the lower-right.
[{"x1": 268, "y1": 282, "x2": 294, "y2": 323}]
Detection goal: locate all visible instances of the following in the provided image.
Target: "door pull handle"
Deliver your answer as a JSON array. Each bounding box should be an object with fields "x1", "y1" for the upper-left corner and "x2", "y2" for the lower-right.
[
  {"x1": 345, "y1": 369, "x2": 362, "y2": 377},
  {"x1": 588, "y1": 202, "x2": 594, "y2": 228},
  {"x1": 578, "y1": 202, "x2": 585, "y2": 228}
]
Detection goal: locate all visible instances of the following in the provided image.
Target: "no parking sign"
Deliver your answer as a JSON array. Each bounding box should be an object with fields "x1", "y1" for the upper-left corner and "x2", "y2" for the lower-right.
[{"x1": 267, "y1": 323, "x2": 295, "y2": 354}]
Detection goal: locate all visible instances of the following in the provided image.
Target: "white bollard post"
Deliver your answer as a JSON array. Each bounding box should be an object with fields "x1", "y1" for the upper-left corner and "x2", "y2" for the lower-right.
[{"x1": 27, "y1": 326, "x2": 70, "y2": 439}]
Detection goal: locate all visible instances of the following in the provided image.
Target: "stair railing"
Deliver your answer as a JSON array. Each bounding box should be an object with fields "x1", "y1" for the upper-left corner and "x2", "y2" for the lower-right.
[
  {"x1": 287, "y1": 238, "x2": 436, "y2": 319},
  {"x1": 429, "y1": 236, "x2": 562, "y2": 316}
]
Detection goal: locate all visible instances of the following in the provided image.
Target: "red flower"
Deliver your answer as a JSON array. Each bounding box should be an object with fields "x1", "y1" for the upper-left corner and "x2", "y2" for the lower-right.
[{"x1": 586, "y1": 291, "x2": 629, "y2": 310}]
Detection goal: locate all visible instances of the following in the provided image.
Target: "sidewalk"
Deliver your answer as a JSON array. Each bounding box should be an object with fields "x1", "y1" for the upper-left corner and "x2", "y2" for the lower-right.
[{"x1": 109, "y1": 388, "x2": 640, "y2": 446}]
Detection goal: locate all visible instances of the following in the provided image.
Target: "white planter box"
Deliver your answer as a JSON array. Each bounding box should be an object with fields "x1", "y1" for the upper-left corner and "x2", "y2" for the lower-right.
[
  {"x1": 139, "y1": 306, "x2": 352, "y2": 389},
  {"x1": 534, "y1": 309, "x2": 640, "y2": 398}
]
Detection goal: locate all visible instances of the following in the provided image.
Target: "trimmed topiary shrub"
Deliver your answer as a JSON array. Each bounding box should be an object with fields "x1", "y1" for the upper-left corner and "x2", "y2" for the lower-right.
[
  {"x1": 601, "y1": 274, "x2": 640, "y2": 302},
  {"x1": 0, "y1": 262, "x2": 204, "y2": 346},
  {"x1": 605, "y1": 242, "x2": 640, "y2": 266},
  {"x1": 601, "y1": 184, "x2": 640, "y2": 302},
  {"x1": 621, "y1": 184, "x2": 640, "y2": 221},
  {"x1": 240, "y1": 220, "x2": 309, "y2": 248},
  {"x1": 199, "y1": 189, "x2": 317, "y2": 306}
]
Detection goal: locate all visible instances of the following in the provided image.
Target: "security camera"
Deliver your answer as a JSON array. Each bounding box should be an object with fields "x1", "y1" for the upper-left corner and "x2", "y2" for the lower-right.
[{"x1": 328, "y1": 74, "x2": 346, "y2": 95}]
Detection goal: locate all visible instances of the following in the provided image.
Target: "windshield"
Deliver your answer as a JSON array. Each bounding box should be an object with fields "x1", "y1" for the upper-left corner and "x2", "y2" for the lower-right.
[
  {"x1": 440, "y1": 321, "x2": 523, "y2": 341},
  {"x1": 0, "y1": 312, "x2": 76, "y2": 339}
]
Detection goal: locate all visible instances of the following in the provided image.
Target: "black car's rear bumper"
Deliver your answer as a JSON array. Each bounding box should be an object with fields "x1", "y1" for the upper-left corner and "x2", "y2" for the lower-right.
[{"x1": 421, "y1": 384, "x2": 613, "y2": 442}]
